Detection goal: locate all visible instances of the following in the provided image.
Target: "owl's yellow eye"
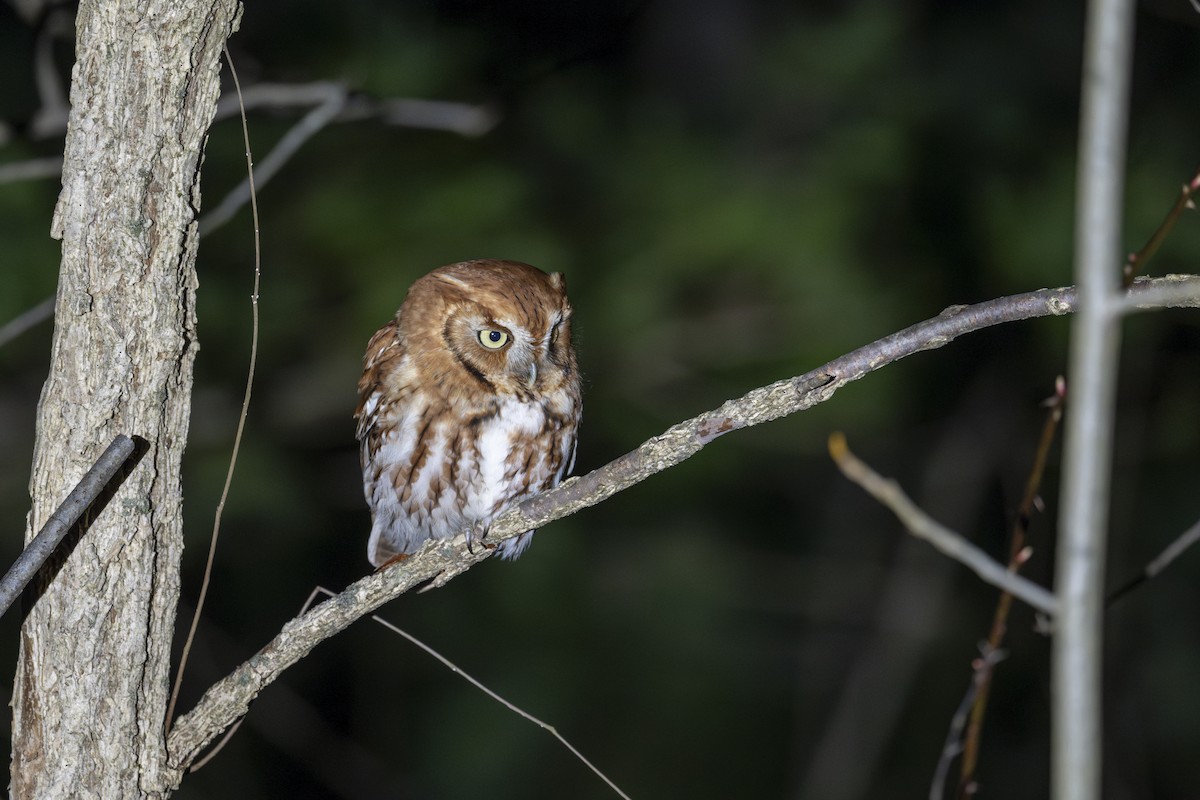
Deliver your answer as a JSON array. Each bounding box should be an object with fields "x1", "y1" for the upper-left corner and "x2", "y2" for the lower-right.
[{"x1": 478, "y1": 329, "x2": 509, "y2": 349}]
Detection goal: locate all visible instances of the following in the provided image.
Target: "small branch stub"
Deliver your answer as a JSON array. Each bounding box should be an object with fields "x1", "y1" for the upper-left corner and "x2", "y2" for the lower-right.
[{"x1": 0, "y1": 434, "x2": 140, "y2": 617}]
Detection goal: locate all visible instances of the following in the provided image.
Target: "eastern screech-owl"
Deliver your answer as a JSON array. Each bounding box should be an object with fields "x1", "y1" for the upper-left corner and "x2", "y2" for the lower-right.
[{"x1": 355, "y1": 259, "x2": 581, "y2": 566}]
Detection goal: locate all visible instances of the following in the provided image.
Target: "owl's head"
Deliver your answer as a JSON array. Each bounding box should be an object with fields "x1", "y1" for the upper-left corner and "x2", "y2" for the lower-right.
[{"x1": 400, "y1": 259, "x2": 577, "y2": 400}]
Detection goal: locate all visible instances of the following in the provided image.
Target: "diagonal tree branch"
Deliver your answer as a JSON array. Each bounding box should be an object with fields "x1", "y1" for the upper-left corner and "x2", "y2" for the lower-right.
[{"x1": 163, "y1": 275, "x2": 1200, "y2": 778}]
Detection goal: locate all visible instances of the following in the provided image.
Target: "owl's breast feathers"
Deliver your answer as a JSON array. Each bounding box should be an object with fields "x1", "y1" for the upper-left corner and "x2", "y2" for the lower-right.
[
  {"x1": 355, "y1": 324, "x2": 579, "y2": 565},
  {"x1": 360, "y1": 386, "x2": 578, "y2": 565}
]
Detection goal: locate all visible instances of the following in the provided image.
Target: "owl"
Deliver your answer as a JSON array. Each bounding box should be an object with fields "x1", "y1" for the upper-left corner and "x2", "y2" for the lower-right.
[{"x1": 355, "y1": 259, "x2": 581, "y2": 566}]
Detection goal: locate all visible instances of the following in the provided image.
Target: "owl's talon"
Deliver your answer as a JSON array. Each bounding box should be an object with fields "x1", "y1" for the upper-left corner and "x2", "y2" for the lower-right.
[{"x1": 466, "y1": 522, "x2": 493, "y2": 555}]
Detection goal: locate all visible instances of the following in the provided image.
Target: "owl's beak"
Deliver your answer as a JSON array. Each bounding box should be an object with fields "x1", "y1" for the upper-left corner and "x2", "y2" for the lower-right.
[{"x1": 526, "y1": 361, "x2": 538, "y2": 388}]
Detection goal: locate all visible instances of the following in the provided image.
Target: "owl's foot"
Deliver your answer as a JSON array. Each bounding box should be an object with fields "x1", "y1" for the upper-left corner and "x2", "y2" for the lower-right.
[{"x1": 465, "y1": 521, "x2": 495, "y2": 555}]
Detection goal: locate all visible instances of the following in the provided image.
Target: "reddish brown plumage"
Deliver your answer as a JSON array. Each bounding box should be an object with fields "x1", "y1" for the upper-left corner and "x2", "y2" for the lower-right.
[{"x1": 355, "y1": 259, "x2": 581, "y2": 565}]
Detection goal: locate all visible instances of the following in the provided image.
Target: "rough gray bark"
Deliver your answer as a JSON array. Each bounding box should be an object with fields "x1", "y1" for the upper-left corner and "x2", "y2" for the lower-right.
[{"x1": 12, "y1": 3, "x2": 240, "y2": 798}]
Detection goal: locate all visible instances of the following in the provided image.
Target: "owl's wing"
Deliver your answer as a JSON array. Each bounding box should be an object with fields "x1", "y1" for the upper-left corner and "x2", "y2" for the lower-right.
[{"x1": 355, "y1": 318, "x2": 404, "y2": 445}]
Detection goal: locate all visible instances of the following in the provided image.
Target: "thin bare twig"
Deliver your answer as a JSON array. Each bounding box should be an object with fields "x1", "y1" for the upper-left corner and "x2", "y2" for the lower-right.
[
  {"x1": 372, "y1": 614, "x2": 633, "y2": 799},
  {"x1": 163, "y1": 277, "x2": 1199, "y2": 776},
  {"x1": 213, "y1": 82, "x2": 497, "y2": 135},
  {"x1": 0, "y1": 435, "x2": 138, "y2": 617},
  {"x1": 0, "y1": 81, "x2": 495, "y2": 187},
  {"x1": 1123, "y1": 168, "x2": 1200, "y2": 287},
  {"x1": 212, "y1": 81, "x2": 349, "y2": 118},
  {"x1": 200, "y1": 87, "x2": 346, "y2": 237},
  {"x1": 932, "y1": 645, "x2": 1006, "y2": 800},
  {"x1": 167, "y1": 47, "x2": 263, "y2": 732},
  {"x1": 0, "y1": 297, "x2": 55, "y2": 349},
  {"x1": 957, "y1": 378, "x2": 1065, "y2": 797},
  {"x1": 796, "y1": 394, "x2": 1009, "y2": 800},
  {"x1": 1054, "y1": 0, "x2": 1135, "y2": 797},
  {"x1": 1108, "y1": 516, "x2": 1200, "y2": 604},
  {"x1": 188, "y1": 719, "x2": 245, "y2": 773},
  {"x1": 827, "y1": 432, "x2": 1059, "y2": 615},
  {"x1": 308, "y1": 587, "x2": 633, "y2": 799},
  {"x1": 373, "y1": 96, "x2": 497, "y2": 135}
]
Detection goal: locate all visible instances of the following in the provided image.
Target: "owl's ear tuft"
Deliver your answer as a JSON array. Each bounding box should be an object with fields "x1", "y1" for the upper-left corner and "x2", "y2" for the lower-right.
[{"x1": 548, "y1": 272, "x2": 565, "y2": 291}]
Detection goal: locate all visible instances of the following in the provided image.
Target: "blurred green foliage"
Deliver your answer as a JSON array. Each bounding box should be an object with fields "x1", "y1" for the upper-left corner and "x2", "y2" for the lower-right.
[{"x1": 2, "y1": 1, "x2": 1199, "y2": 798}]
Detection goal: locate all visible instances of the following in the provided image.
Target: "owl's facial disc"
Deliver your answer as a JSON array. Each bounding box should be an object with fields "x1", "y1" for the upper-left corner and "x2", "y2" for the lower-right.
[{"x1": 495, "y1": 325, "x2": 539, "y2": 391}]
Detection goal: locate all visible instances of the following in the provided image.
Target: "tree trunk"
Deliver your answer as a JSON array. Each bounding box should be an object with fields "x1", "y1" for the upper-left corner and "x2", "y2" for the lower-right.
[{"x1": 12, "y1": 2, "x2": 240, "y2": 797}]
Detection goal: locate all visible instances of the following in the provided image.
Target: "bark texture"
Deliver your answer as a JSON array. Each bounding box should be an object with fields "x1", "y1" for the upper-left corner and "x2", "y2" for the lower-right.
[{"x1": 12, "y1": 2, "x2": 240, "y2": 797}]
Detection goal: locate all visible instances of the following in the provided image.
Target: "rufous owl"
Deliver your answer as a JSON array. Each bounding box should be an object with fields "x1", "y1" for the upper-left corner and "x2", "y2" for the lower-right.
[{"x1": 355, "y1": 259, "x2": 581, "y2": 565}]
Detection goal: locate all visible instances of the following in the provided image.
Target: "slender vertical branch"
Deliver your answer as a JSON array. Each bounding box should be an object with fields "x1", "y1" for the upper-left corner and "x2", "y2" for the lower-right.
[
  {"x1": 1053, "y1": 1, "x2": 1135, "y2": 799},
  {"x1": 957, "y1": 381, "x2": 1064, "y2": 797},
  {"x1": 167, "y1": 46, "x2": 263, "y2": 733}
]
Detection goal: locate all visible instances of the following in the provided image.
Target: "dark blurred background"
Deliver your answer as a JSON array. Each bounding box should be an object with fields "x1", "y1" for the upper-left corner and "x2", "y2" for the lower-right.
[{"x1": 2, "y1": 1, "x2": 1200, "y2": 797}]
